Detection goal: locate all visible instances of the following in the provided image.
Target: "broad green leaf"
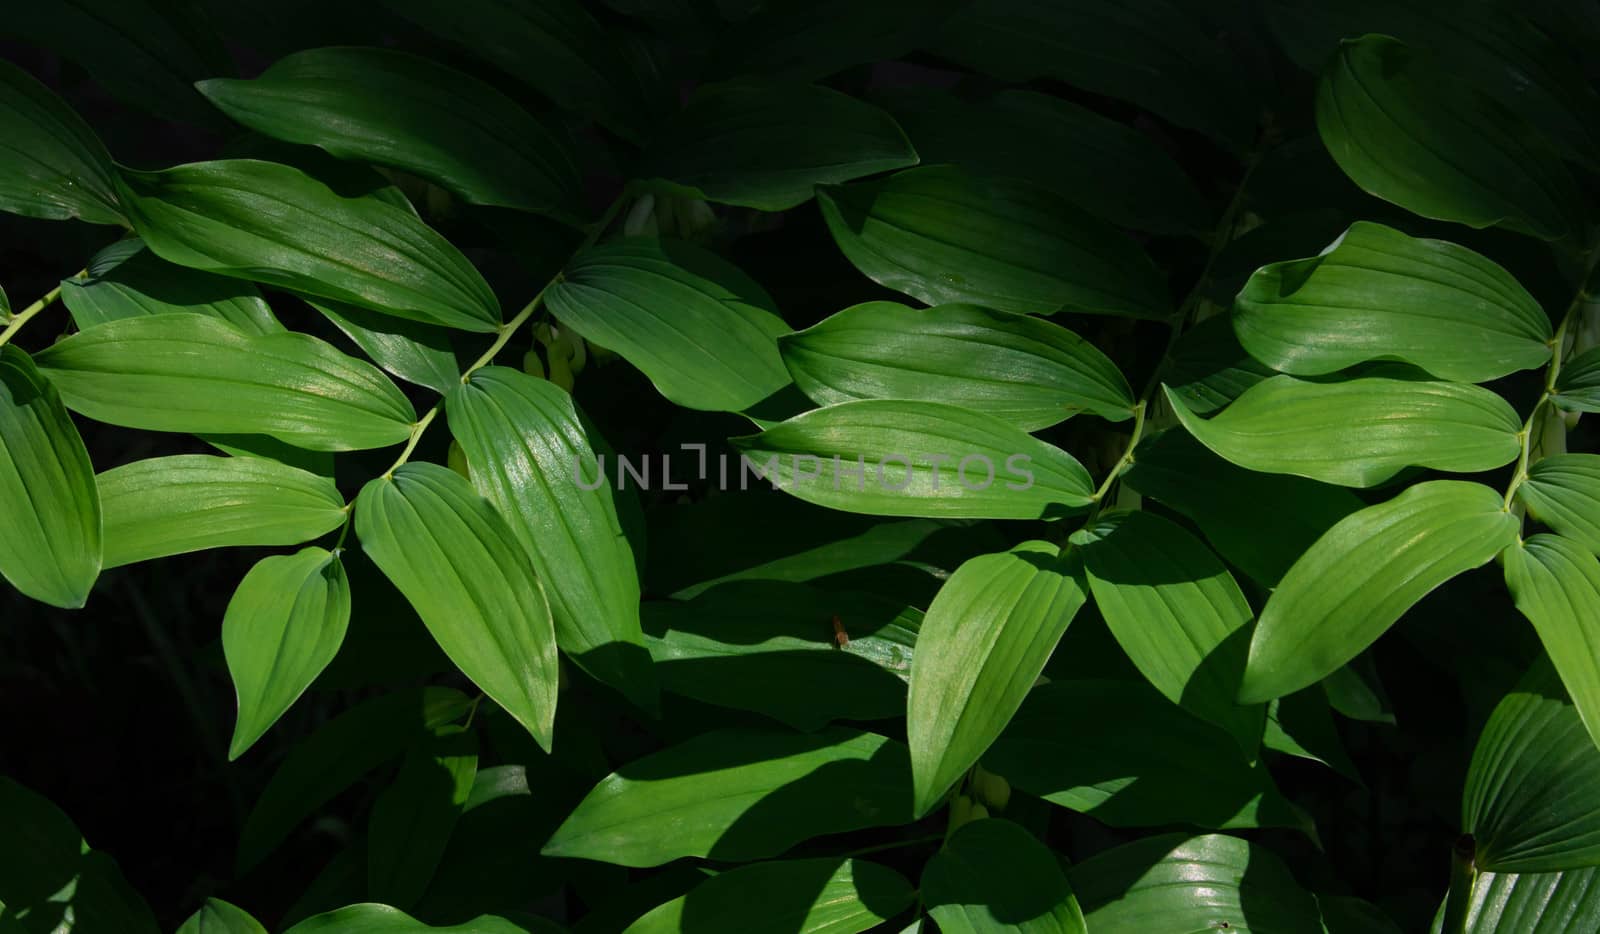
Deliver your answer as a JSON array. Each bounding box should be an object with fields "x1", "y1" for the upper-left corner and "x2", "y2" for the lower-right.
[
  {"x1": 1554, "y1": 348, "x2": 1600, "y2": 413},
  {"x1": 224, "y1": 547, "x2": 351, "y2": 760},
  {"x1": 1504, "y1": 535, "x2": 1600, "y2": 753},
  {"x1": 1320, "y1": 896, "x2": 1403, "y2": 934},
  {"x1": 1264, "y1": 691, "x2": 1364, "y2": 785},
  {"x1": 97, "y1": 454, "x2": 345, "y2": 568},
  {"x1": 198, "y1": 47, "x2": 583, "y2": 221},
  {"x1": 0, "y1": 59, "x2": 123, "y2": 224},
  {"x1": 817, "y1": 166, "x2": 1170, "y2": 318},
  {"x1": 908, "y1": 542, "x2": 1088, "y2": 817},
  {"x1": 1165, "y1": 375, "x2": 1522, "y2": 487},
  {"x1": 1241, "y1": 481, "x2": 1519, "y2": 703},
  {"x1": 448, "y1": 367, "x2": 654, "y2": 711},
  {"x1": 1464, "y1": 661, "x2": 1600, "y2": 873},
  {"x1": 542, "y1": 727, "x2": 912, "y2": 867},
  {"x1": 1233, "y1": 222, "x2": 1553, "y2": 382},
  {"x1": 311, "y1": 298, "x2": 460, "y2": 395},
  {"x1": 176, "y1": 899, "x2": 268, "y2": 934},
  {"x1": 1072, "y1": 511, "x2": 1262, "y2": 753},
  {"x1": 369, "y1": 727, "x2": 479, "y2": 907},
  {"x1": 732, "y1": 400, "x2": 1093, "y2": 519},
  {"x1": 1072, "y1": 834, "x2": 1324, "y2": 932},
  {"x1": 0, "y1": 346, "x2": 101, "y2": 609},
  {"x1": 1519, "y1": 455, "x2": 1600, "y2": 553},
  {"x1": 356, "y1": 463, "x2": 560, "y2": 749},
  {"x1": 546, "y1": 239, "x2": 791, "y2": 412},
  {"x1": 1429, "y1": 865, "x2": 1600, "y2": 933},
  {"x1": 639, "y1": 81, "x2": 917, "y2": 211},
  {"x1": 1160, "y1": 314, "x2": 1272, "y2": 416},
  {"x1": 62, "y1": 239, "x2": 283, "y2": 336},
  {"x1": 623, "y1": 858, "x2": 914, "y2": 934},
  {"x1": 923, "y1": 819, "x2": 1087, "y2": 934},
  {"x1": 117, "y1": 159, "x2": 502, "y2": 332},
  {"x1": 36, "y1": 314, "x2": 416, "y2": 451},
  {"x1": 985, "y1": 680, "x2": 1301, "y2": 830},
  {"x1": 1317, "y1": 35, "x2": 1580, "y2": 240},
  {"x1": 780, "y1": 301, "x2": 1135, "y2": 429},
  {"x1": 237, "y1": 687, "x2": 472, "y2": 872},
  {"x1": 285, "y1": 904, "x2": 562, "y2": 934}
]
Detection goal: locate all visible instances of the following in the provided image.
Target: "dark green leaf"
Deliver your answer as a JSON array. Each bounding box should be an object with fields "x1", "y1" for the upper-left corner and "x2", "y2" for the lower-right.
[
  {"x1": 1160, "y1": 314, "x2": 1272, "y2": 416},
  {"x1": 369, "y1": 727, "x2": 479, "y2": 907},
  {"x1": 923, "y1": 819, "x2": 1087, "y2": 934},
  {"x1": 712, "y1": 0, "x2": 965, "y2": 82},
  {"x1": 311, "y1": 298, "x2": 461, "y2": 395},
  {"x1": 61, "y1": 239, "x2": 283, "y2": 335},
  {"x1": 623, "y1": 858, "x2": 914, "y2": 934},
  {"x1": 176, "y1": 899, "x2": 268, "y2": 934},
  {"x1": 1554, "y1": 348, "x2": 1600, "y2": 414},
  {"x1": 0, "y1": 59, "x2": 123, "y2": 224}
]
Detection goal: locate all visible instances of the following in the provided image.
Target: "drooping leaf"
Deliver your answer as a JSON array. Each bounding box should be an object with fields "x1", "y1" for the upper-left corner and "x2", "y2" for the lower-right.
[
  {"x1": 311, "y1": 298, "x2": 461, "y2": 395},
  {"x1": 224, "y1": 547, "x2": 351, "y2": 760},
  {"x1": 97, "y1": 454, "x2": 345, "y2": 568},
  {"x1": 731, "y1": 400, "x2": 1094, "y2": 519},
  {"x1": 0, "y1": 346, "x2": 101, "y2": 609},
  {"x1": 1554, "y1": 348, "x2": 1600, "y2": 414},
  {"x1": 0, "y1": 59, "x2": 123, "y2": 224},
  {"x1": 1165, "y1": 375, "x2": 1522, "y2": 487},
  {"x1": 1504, "y1": 535, "x2": 1600, "y2": 753},
  {"x1": 542, "y1": 727, "x2": 912, "y2": 867},
  {"x1": 780, "y1": 301, "x2": 1135, "y2": 429},
  {"x1": 284, "y1": 904, "x2": 563, "y2": 934},
  {"x1": 545, "y1": 239, "x2": 791, "y2": 412},
  {"x1": 908, "y1": 542, "x2": 1087, "y2": 816},
  {"x1": 368, "y1": 727, "x2": 479, "y2": 907},
  {"x1": 117, "y1": 159, "x2": 502, "y2": 332},
  {"x1": 1519, "y1": 455, "x2": 1600, "y2": 552},
  {"x1": 36, "y1": 314, "x2": 416, "y2": 451},
  {"x1": 176, "y1": 899, "x2": 268, "y2": 934},
  {"x1": 1241, "y1": 481, "x2": 1519, "y2": 703},
  {"x1": 198, "y1": 47, "x2": 583, "y2": 222},
  {"x1": 356, "y1": 463, "x2": 560, "y2": 749},
  {"x1": 1232, "y1": 221, "x2": 1553, "y2": 382},
  {"x1": 1428, "y1": 865, "x2": 1600, "y2": 933},
  {"x1": 447, "y1": 367, "x2": 654, "y2": 711},
  {"x1": 923, "y1": 819, "x2": 1087, "y2": 934},
  {"x1": 623, "y1": 858, "x2": 915, "y2": 934},
  {"x1": 817, "y1": 166, "x2": 1170, "y2": 318},
  {"x1": 61, "y1": 239, "x2": 284, "y2": 335}
]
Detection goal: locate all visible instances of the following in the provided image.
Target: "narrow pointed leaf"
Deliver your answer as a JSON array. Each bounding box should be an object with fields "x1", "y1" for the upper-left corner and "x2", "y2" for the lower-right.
[
  {"x1": 368, "y1": 727, "x2": 479, "y2": 907},
  {"x1": 0, "y1": 59, "x2": 123, "y2": 224},
  {"x1": 311, "y1": 298, "x2": 460, "y2": 395},
  {"x1": 623, "y1": 858, "x2": 914, "y2": 934},
  {"x1": 923, "y1": 819, "x2": 1087, "y2": 934},
  {"x1": 1519, "y1": 455, "x2": 1600, "y2": 552},
  {"x1": 1505, "y1": 535, "x2": 1600, "y2": 753},
  {"x1": 62, "y1": 240, "x2": 284, "y2": 336},
  {"x1": 177, "y1": 899, "x2": 268, "y2": 934}
]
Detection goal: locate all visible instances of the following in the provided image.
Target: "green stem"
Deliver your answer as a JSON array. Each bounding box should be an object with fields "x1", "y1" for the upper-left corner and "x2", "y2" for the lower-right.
[
  {"x1": 0, "y1": 271, "x2": 83, "y2": 349},
  {"x1": 1089, "y1": 400, "x2": 1148, "y2": 512},
  {"x1": 1440, "y1": 834, "x2": 1477, "y2": 934}
]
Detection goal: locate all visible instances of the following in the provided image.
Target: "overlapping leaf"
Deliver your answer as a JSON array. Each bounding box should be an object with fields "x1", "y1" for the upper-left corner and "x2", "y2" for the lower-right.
[
  {"x1": 0, "y1": 59, "x2": 123, "y2": 224},
  {"x1": 1519, "y1": 455, "x2": 1600, "y2": 552},
  {"x1": 1555, "y1": 349, "x2": 1600, "y2": 414},
  {"x1": 1429, "y1": 865, "x2": 1600, "y2": 933},
  {"x1": 923, "y1": 819, "x2": 1087, "y2": 934},
  {"x1": 1504, "y1": 535, "x2": 1600, "y2": 753},
  {"x1": 176, "y1": 899, "x2": 267, "y2": 934},
  {"x1": 368, "y1": 727, "x2": 479, "y2": 906},
  {"x1": 624, "y1": 858, "x2": 914, "y2": 934},
  {"x1": 62, "y1": 239, "x2": 283, "y2": 335},
  {"x1": 311, "y1": 299, "x2": 460, "y2": 395}
]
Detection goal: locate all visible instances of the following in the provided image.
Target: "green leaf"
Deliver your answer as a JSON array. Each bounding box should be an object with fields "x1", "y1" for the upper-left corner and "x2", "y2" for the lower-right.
[
  {"x1": 985, "y1": 679, "x2": 1302, "y2": 830},
  {"x1": 545, "y1": 239, "x2": 791, "y2": 412},
  {"x1": 1519, "y1": 455, "x2": 1600, "y2": 553},
  {"x1": 237, "y1": 687, "x2": 472, "y2": 872},
  {"x1": 97, "y1": 454, "x2": 345, "y2": 568},
  {"x1": 1554, "y1": 348, "x2": 1600, "y2": 414},
  {"x1": 176, "y1": 899, "x2": 268, "y2": 934},
  {"x1": 542, "y1": 726, "x2": 913, "y2": 867},
  {"x1": 780, "y1": 301, "x2": 1135, "y2": 429},
  {"x1": 1504, "y1": 535, "x2": 1600, "y2": 754},
  {"x1": 908, "y1": 542, "x2": 1087, "y2": 817},
  {"x1": 1072, "y1": 834, "x2": 1325, "y2": 932},
  {"x1": 198, "y1": 47, "x2": 583, "y2": 222},
  {"x1": 639, "y1": 81, "x2": 917, "y2": 212},
  {"x1": 1160, "y1": 314, "x2": 1272, "y2": 416},
  {"x1": 285, "y1": 904, "x2": 562, "y2": 934},
  {"x1": 1317, "y1": 35, "x2": 1580, "y2": 240},
  {"x1": 369, "y1": 727, "x2": 479, "y2": 907},
  {"x1": 923, "y1": 819, "x2": 1087, "y2": 934},
  {"x1": 1429, "y1": 865, "x2": 1600, "y2": 933},
  {"x1": 1241, "y1": 480, "x2": 1519, "y2": 703},
  {"x1": 1465, "y1": 660, "x2": 1600, "y2": 872},
  {"x1": 1320, "y1": 895, "x2": 1403, "y2": 934},
  {"x1": 223, "y1": 547, "x2": 351, "y2": 760},
  {"x1": 61, "y1": 239, "x2": 284, "y2": 336},
  {"x1": 36, "y1": 314, "x2": 416, "y2": 451},
  {"x1": 1, "y1": 346, "x2": 102, "y2": 609},
  {"x1": 356, "y1": 463, "x2": 560, "y2": 750},
  {"x1": 1165, "y1": 375, "x2": 1522, "y2": 487},
  {"x1": 731, "y1": 400, "x2": 1093, "y2": 519},
  {"x1": 117, "y1": 159, "x2": 502, "y2": 332},
  {"x1": 817, "y1": 167, "x2": 1170, "y2": 318},
  {"x1": 448, "y1": 367, "x2": 654, "y2": 711},
  {"x1": 311, "y1": 298, "x2": 461, "y2": 395},
  {"x1": 1233, "y1": 222, "x2": 1553, "y2": 382},
  {"x1": 1072, "y1": 511, "x2": 1262, "y2": 753},
  {"x1": 0, "y1": 59, "x2": 123, "y2": 224},
  {"x1": 1264, "y1": 691, "x2": 1364, "y2": 785},
  {"x1": 623, "y1": 858, "x2": 915, "y2": 934}
]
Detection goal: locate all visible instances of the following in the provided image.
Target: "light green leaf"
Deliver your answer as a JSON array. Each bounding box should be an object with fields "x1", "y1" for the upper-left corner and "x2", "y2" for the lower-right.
[
  {"x1": 36, "y1": 314, "x2": 416, "y2": 451},
  {"x1": 311, "y1": 298, "x2": 461, "y2": 395},
  {"x1": 369, "y1": 727, "x2": 479, "y2": 907},
  {"x1": 546, "y1": 238, "x2": 791, "y2": 412},
  {"x1": 1165, "y1": 375, "x2": 1522, "y2": 487},
  {"x1": 198, "y1": 47, "x2": 582, "y2": 221},
  {"x1": 1317, "y1": 35, "x2": 1580, "y2": 240},
  {"x1": 117, "y1": 159, "x2": 502, "y2": 332},
  {"x1": 923, "y1": 819, "x2": 1087, "y2": 934},
  {"x1": 732, "y1": 400, "x2": 1093, "y2": 519},
  {"x1": 1428, "y1": 865, "x2": 1600, "y2": 933},
  {"x1": 356, "y1": 463, "x2": 560, "y2": 750},
  {"x1": 1072, "y1": 511, "x2": 1262, "y2": 753},
  {"x1": 542, "y1": 726, "x2": 912, "y2": 867},
  {"x1": 1241, "y1": 481, "x2": 1519, "y2": 703},
  {"x1": 1519, "y1": 455, "x2": 1600, "y2": 554},
  {"x1": 285, "y1": 904, "x2": 562, "y2": 934},
  {"x1": 640, "y1": 81, "x2": 916, "y2": 211},
  {"x1": 448, "y1": 367, "x2": 654, "y2": 711},
  {"x1": 780, "y1": 301, "x2": 1135, "y2": 429},
  {"x1": 817, "y1": 166, "x2": 1170, "y2": 318},
  {"x1": 176, "y1": 899, "x2": 268, "y2": 934},
  {"x1": 623, "y1": 858, "x2": 915, "y2": 934},
  {"x1": 61, "y1": 239, "x2": 284, "y2": 336},
  {"x1": 0, "y1": 346, "x2": 101, "y2": 609},
  {"x1": 0, "y1": 59, "x2": 123, "y2": 224},
  {"x1": 224, "y1": 547, "x2": 351, "y2": 760},
  {"x1": 908, "y1": 542, "x2": 1087, "y2": 817},
  {"x1": 1554, "y1": 348, "x2": 1600, "y2": 414},
  {"x1": 1504, "y1": 535, "x2": 1600, "y2": 754},
  {"x1": 1233, "y1": 221, "x2": 1553, "y2": 382},
  {"x1": 97, "y1": 454, "x2": 345, "y2": 568}
]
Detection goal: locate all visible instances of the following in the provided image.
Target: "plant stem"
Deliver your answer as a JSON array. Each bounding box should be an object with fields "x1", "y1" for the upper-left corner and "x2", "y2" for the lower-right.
[
  {"x1": 840, "y1": 833, "x2": 945, "y2": 859},
  {"x1": 1090, "y1": 401, "x2": 1147, "y2": 506},
  {"x1": 0, "y1": 270, "x2": 84, "y2": 349},
  {"x1": 1440, "y1": 834, "x2": 1477, "y2": 934}
]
